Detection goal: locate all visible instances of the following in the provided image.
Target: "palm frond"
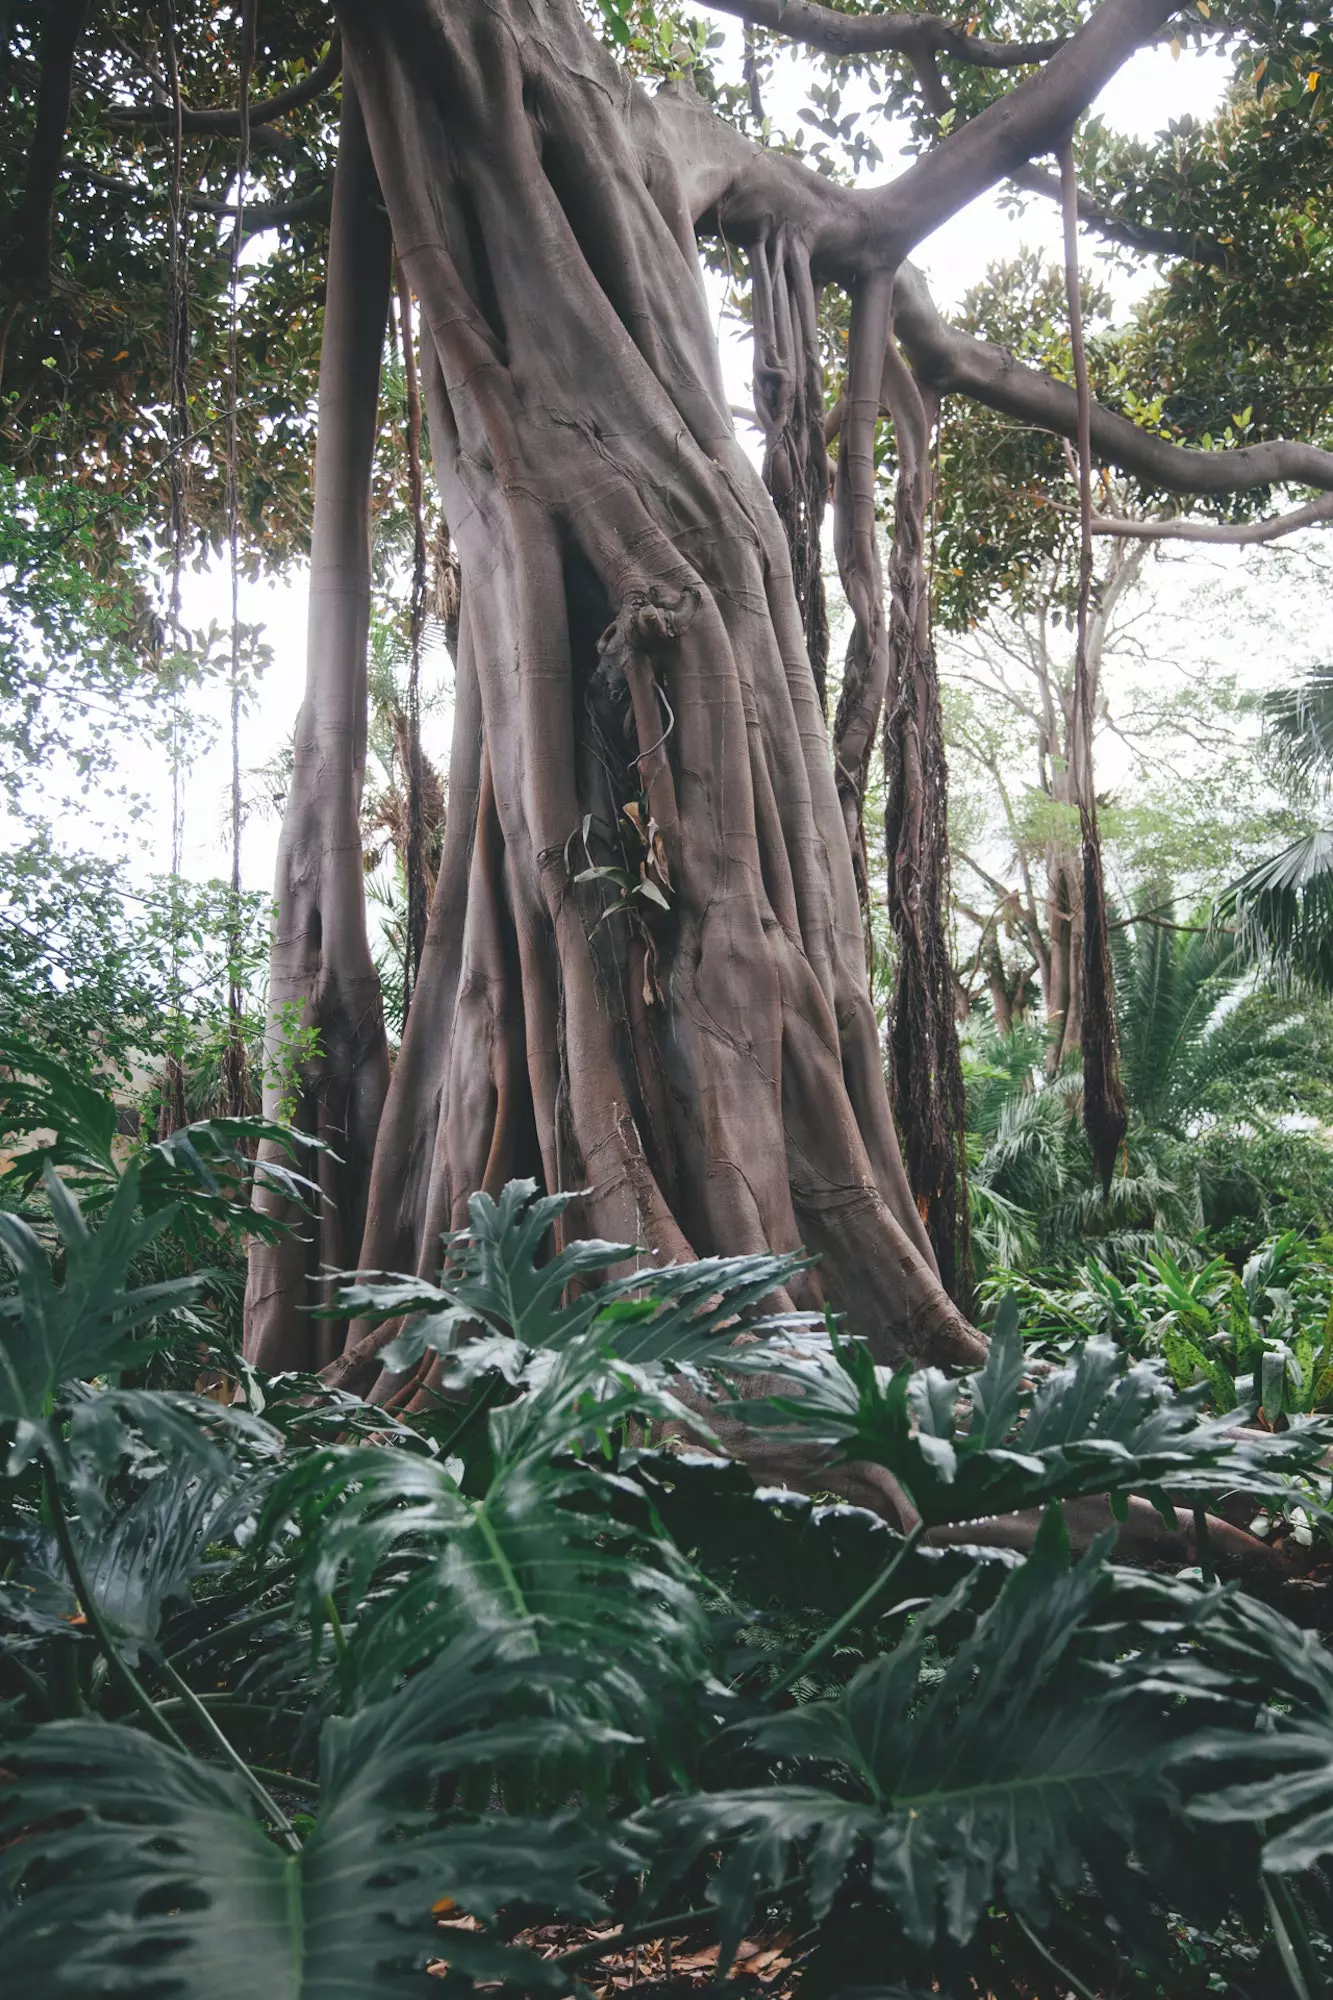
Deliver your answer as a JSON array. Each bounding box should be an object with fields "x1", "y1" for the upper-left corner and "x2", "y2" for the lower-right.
[
  {"x1": 1221, "y1": 830, "x2": 1333, "y2": 994},
  {"x1": 1261, "y1": 665, "x2": 1333, "y2": 801}
]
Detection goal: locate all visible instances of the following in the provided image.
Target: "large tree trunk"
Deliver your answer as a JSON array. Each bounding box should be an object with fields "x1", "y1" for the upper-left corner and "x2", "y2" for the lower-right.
[
  {"x1": 244, "y1": 75, "x2": 392, "y2": 1370},
  {"x1": 313, "y1": 0, "x2": 981, "y2": 1396}
]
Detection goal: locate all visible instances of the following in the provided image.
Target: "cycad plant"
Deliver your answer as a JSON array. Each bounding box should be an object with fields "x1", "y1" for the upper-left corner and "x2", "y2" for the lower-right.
[
  {"x1": 966, "y1": 903, "x2": 1333, "y2": 1280},
  {"x1": 1111, "y1": 910, "x2": 1330, "y2": 1139},
  {"x1": 7, "y1": 1067, "x2": 1333, "y2": 1994},
  {"x1": 1222, "y1": 665, "x2": 1333, "y2": 991}
]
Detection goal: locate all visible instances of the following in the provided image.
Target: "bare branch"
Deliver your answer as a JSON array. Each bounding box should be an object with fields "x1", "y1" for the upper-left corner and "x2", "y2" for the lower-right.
[
  {"x1": 107, "y1": 32, "x2": 341, "y2": 136},
  {"x1": 66, "y1": 163, "x2": 331, "y2": 232},
  {"x1": 873, "y1": 0, "x2": 1180, "y2": 260},
  {"x1": 1010, "y1": 160, "x2": 1228, "y2": 268},
  {"x1": 1092, "y1": 494, "x2": 1333, "y2": 543},
  {"x1": 894, "y1": 263, "x2": 1333, "y2": 498}
]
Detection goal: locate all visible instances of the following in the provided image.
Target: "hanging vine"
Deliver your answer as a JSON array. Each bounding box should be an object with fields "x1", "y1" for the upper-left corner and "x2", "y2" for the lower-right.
[
  {"x1": 394, "y1": 258, "x2": 429, "y2": 1017},
  {"x1": 221, "y1": 0, "x2": 258, "y2": 1121},
  {"x1": 1060, "y1": 137, "x2": 1127, "y2": 1194},
  {"x1": 158, "y1": 0, "x2": 190, "y2": 1140}
]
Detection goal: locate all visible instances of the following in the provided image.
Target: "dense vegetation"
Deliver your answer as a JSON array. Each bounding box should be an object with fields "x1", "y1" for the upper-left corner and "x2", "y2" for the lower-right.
[
  {"x1": 7, "y1": 0, "x2": 1333, "y2": 1992},
  {"x1": 5, "y1": 1063, "x2": 1333, "y2": 1998}
]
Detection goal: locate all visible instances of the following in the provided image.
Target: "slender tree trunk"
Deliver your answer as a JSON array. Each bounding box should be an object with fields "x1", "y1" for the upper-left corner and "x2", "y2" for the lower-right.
[
  {"x1": 1061, "y1": 142, "x2": 1127, "y2": 1190},
  {"x1": 879, "y1": 335, "x2": 970, "y2": 1301},
  {"x1": 244, "y1": 75, "x2": 392, "y2": 1370},
  {"x1": 321, "y1": 0, "x2": 980, "y2": 1398}
]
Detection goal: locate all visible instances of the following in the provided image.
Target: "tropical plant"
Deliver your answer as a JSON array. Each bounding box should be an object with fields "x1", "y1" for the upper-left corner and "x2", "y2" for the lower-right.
[
  {"x1": 1223, "y1": 666, "x2": 1333, "y2": 992},
  {"x1": 7, "y1": 1118, "x2": 1333, "y2": 1997},
  {"x1": 991, "y1": 1231, "x2": 1333, "y2": 1439},
  {"x1": 0, "y1": 1033, "x2": 321, "y2": 1377}
]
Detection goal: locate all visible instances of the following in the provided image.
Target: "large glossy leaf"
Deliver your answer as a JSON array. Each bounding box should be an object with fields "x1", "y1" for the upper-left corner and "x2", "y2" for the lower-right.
[
  {"x1": 334, "y1": 1177, "x2": 808, "y2": 1380},
  {"x1": 0, "y1": 1637, "x2": 635, "y2": 1997},
  {"x1": 4, "y1": 1454, "x2": 252, "y2": 1662},
  {"x1": 743, "y1": 1302, "x2": 1333, "y2": 1528},
  {"x1": 265, "y1": 1334, "x2": 712, "y2": 1718},
  {"x1": 639, "y1": 1511, "x2": 1194, "y2": 1957},
  {"x1": 1157, "y1": 1590, "x2": 1333, "y2": 1876}
]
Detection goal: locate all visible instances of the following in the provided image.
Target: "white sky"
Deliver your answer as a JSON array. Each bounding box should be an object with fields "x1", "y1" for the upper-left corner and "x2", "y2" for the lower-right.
[{"x1": 54, "y1": 27, "x2": 1323, "y2": 921}]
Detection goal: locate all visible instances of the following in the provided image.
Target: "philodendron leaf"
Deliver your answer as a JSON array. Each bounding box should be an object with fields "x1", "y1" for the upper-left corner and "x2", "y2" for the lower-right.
[
  {"x1": 0, "y1": 1166, "x2": 202, "y2": 1423},
  {"x1": 637, "y1": 1510, "x2": 1186, "y2": 1955},
  {"x1": 331, "y1": 1175, "x2": 808, "y2": 1383},
  {"x1": 744, "y1": 1306, "x2": 1333, "y2": 1529},
  {"x1": 0, "y1": 1638, "x2": 637, "y2": 1997}
]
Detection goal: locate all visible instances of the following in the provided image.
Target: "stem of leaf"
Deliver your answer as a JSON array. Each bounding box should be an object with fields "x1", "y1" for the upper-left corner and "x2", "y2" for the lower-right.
[
  {"x1": 324, "y1": 1592, "x2": 348, "y2": 1664},
  {"x1": 156, "y1": 1653, "x2": 303, "y2": 1854},
  {"x1": 766, "y1": 1521, "x2": 924, "y2": 1701},
  {"x1": 168, "y1": 1588, "x2": 297, "y2": 1669},
  {"x1": 433, "y1": 1373, "x2": 501, "y2": 1461},
  {"x1": 1266, "y1": 1872, "x2": 1329, "y2": 2000},
  {"x1": 42, "y1": 1454, "x2": 187, "y2": 1753},
  {"x1": 1014, "y1": 1909, "x2": 1099, "y2": 2000},
  {"x1": 1192, "y1": 1503, "x2": 1217, "y2": 1583},
  {"x1": 473, "y1": 1501, "x2": 530, "y2": 1624}
]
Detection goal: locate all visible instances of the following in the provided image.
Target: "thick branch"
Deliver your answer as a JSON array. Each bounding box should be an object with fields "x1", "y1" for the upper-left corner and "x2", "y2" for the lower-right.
[
  {"x1": 3, "y1": 0, "x2": 88, "y2": 296},
  {"x1": 870, "y1": 0, "x2": 1180, "y2": 260},
  {"x1": 707, "y1": 0, "x2": 1064, "y2": 69},
  {"x1": 893, "y1": 263, "x2": 1333, "y2": 497},
  {"x1": 107, "y1": 32, "x2": 341, "y2": 135},
  {"x1": 1010, "y1": 160, "x2": 1228, "y2": 268}
]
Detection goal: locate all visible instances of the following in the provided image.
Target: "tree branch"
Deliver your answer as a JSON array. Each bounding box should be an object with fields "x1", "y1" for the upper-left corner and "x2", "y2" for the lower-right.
[
  {"x1": 66, "y1": 164, "x2": 332, "y2": 232},
  {"x1": 706, "y1": 0, "x2": 1065, "y2": 69},
  {"x1": 893, "y1": 262, "x2": 1333, "y2": 497},
  {"x1": 1009, "y1": 160, "x2": 1228, "y2": 268},
  {"x1": 1091, "y1": 493, "x2": 1333, "y2": 543},
  {"x1": 871, "y1": 0, "x2": 1181, "y2": 259},
  {"x1": 106, "y1": 31, "x2": 340, "y2": 136}
]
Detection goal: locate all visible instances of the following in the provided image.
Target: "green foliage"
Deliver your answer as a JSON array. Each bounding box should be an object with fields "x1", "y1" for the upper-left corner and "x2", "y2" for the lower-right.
[
  {"x1": 6, "y1": 1098, "x2": 1333, "y2": 1996},
  {"x1": 746, "y1": 1294, "x2": 1326, "y2": 1526},
  {"x1": 989, "y1": 1229, "x2": 1333, "y2": 1431}
]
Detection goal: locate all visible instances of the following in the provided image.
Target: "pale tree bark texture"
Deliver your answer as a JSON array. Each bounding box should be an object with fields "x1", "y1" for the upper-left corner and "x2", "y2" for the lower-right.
[
  {"x1": 327, "y1": 0, "x2": 980, "y2": 1400},
  {"x1": 248, "y1": 0, "x2": 1333, "y2": 1415},
  {"x1": 245, "y1": 74, "x2": 391, "y2": 1370}
]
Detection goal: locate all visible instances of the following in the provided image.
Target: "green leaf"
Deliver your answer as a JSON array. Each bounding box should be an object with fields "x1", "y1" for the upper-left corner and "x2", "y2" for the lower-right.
[
  {"x1": 641, "y1": 1512, "x2": 1183, "y2": 1950},
  {"x1": 743, "y1": 1321, "x2": 1332, "y2": 1529},
  {"x1": 0, "y1": 1639, "x2": 636, "y2": 1996},
  {"x1": 0, "y1": 1167, "x2": 201, "y2": 1424}
]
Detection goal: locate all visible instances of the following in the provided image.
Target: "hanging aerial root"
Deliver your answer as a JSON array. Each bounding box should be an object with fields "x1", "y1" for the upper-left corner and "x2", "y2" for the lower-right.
[
  {"x1": 832, "y1": 264, "x2": 896, "y2": 922},
  {"x1": 1060, "y1": 139, "x2": 1127, "y2": 1192}
]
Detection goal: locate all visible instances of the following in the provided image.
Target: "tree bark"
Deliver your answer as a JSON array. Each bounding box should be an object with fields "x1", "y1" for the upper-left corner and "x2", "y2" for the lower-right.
[
  {"x1": 252, "y1": 0, "x2": 1333, "y2": 1397},
  {"x1": 244, "y1": 74, "x2": 392, "y2": 1372},
  {"x1": 320, "y1": 0, "x2": 981, "y2": 1400},
  {"x1": 878, "y1": 335, "x2": 970, "y2": 1301}
]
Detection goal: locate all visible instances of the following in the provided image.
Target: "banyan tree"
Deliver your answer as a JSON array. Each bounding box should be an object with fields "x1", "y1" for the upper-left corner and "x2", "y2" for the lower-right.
[
  {"x1": 242, "y1": 0, "x2": 1333, "y2": 1404},
  {"x1": 9, "y1": 0, "x2": 1330, "y2": 1409}
]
